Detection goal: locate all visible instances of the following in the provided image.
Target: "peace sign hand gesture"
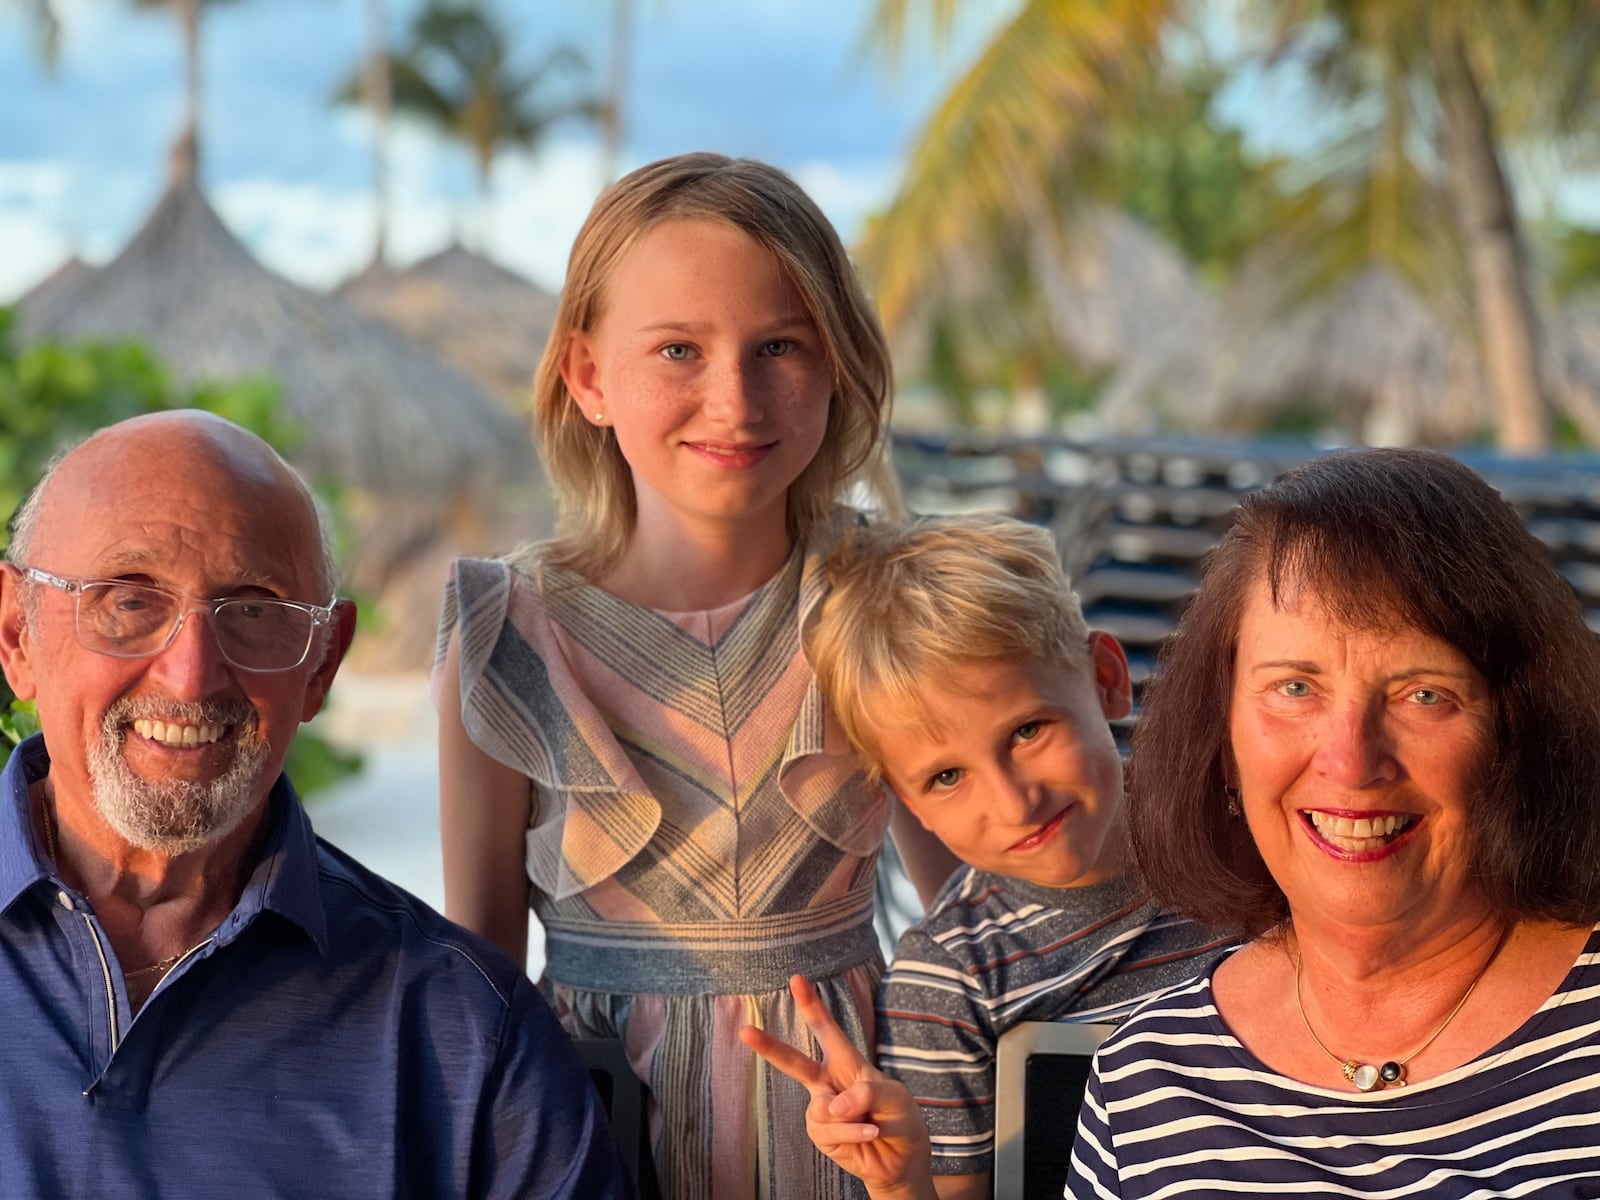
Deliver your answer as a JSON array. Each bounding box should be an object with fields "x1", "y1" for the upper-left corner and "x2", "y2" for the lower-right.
[{"x1": 739, "y1": 975, "x2": 937, "y2": 1200}]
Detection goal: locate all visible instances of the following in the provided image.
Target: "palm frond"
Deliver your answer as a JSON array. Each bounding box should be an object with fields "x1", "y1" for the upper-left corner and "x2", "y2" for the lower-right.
[
  {"x1": 860, "y1": 0, "x2": 1173, "y2": 331},
  {"x1": 865, "y1": 0, "x2": 967, "y2": 64},
  {"x1": 387, "y1": 57, "x2": 456, "y2": 130}
]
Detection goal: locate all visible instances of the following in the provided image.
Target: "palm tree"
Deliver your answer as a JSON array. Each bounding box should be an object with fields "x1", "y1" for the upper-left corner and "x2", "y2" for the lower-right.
[
  {"x1": 352, "y1": 0, "x2": 394, "y2": 271},
  {"x1": 16, "y1": 0, "x2": 60, "y2": 66},
  {"x1": 598, "y1": 0, "x2": 634, "y2": 186},
  {"x1": 339, "y1": 0, "x2": 600, "y2": 242},
  {"x1": 861, "y1": 0, "x2": 1173, "y2": 332},
  {"x1": 18, "y1": 1, "x2": 273, "y2": 185},
  {"x1": 861, "y1": 3, "x2": 1276, "y2": 421},
  {"x1": 128, "y1": 0, "x2": 250, "y2": 185},
  {"x1": 1288, "y1": 1, "x2": 1597, "y2": 451},
  {"x1": 866, "y1": 0, "x2": 1600, "y2": 451}
]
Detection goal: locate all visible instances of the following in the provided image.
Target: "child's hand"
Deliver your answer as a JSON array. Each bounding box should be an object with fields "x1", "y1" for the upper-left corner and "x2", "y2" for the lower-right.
[{"x1": 739, "y1": 975, "x2": 935, "y2": 1199}]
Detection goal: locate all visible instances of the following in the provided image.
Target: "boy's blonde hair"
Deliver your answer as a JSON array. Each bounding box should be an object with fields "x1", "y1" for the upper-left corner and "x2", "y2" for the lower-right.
[
  {"x1": 806, "y1": 514, "x2": 1091, "y2": 780},
  {"x1": 533, "y1": 152, "x2": 900, "y2": 577}
]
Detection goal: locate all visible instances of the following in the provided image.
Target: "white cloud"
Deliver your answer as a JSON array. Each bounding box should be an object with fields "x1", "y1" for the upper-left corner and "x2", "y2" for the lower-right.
[
  {"x1": 0, "y1": 161, "x2": 144, "y2": 302},
  {"x1": 0, "y1": 0, "x2": 965, "y2": 303},
  {"x1": 0, "y1": 159, "x2": 73, "y2": 208},
  {"x1": 475, "y1": 141, "x2": 609, "y2": 292},
  {"x1": 201, "y1": 136, "x2": 606, "y2": 294},
  {"x1": 790, "y1": 158, "x2": 903, "y2": 243},
  {"x1": 0, "y1": 212, "x2": 72, "y2": 303},
  {"x1": 49, "y1": 0, "x2": 121, "y2": 38},
  {"x1": 210, "y1": 178, "x2": 379, "y2": 290}
]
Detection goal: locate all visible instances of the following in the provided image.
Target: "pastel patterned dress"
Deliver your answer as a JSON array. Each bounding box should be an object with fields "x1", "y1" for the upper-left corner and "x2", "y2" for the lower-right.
[{"x1": 436, "y1": 536, "x2": 887, "y2": 1200}]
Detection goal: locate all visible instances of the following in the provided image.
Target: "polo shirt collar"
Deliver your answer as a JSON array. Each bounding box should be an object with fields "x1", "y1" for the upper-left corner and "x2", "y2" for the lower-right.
[
  {"x1": 0, "y1": 733, "x2": 329, "y2": 953},
  {"x1": 0, "y1": 734, "x2": 52, "y2": 913}
]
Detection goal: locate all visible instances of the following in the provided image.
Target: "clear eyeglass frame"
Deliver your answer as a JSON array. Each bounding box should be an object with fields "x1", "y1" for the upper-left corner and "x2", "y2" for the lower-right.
[{"x1": 18, "y1": 566, "x2": 336, "y2": 674}]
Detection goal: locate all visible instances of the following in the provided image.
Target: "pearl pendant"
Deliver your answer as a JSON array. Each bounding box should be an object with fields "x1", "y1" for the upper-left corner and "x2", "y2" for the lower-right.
[{"x1": 1350, "y1": 1063, "x2": 1381, "y2": 1092}]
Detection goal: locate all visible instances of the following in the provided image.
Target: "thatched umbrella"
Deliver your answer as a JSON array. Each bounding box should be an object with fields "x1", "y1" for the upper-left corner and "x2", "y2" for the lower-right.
[
  {"x1": 337, "y1": 242, "x2": 558, "y2": 406},
  {"x1": 17, "y1": 255, "x2": 95, "y2": 304},
  {"x1": 17, "y1": 181, "x2": 532, "y2": 501},
  {"x1": 1031, "y1": 206, "x2": 1219, "y2": 379},
  {"x1": 16, "y1": 182, "x2": 546, "y2": 668},
  {"x1": 1544, "y1": 299, "x2": 1600, "y2": 445},
  {"x1": 1102, "y1": 265, "x2": 1481, "y2": 443},
  {"x1": 887, "y1": 205, "x2": 1218, "y2": 433},
  {"x1": 1106, "y1": 262, "x2": 1600, "y2": 447}
]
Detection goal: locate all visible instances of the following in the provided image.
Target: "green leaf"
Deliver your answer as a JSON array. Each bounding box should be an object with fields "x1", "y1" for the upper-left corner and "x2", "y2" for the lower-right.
[
  {"x1": 283, "y1": 734, "x2": 364, "y2": 801},
  {"x1": 0, "y1": 698, "x2": 40, "y2": 754}
]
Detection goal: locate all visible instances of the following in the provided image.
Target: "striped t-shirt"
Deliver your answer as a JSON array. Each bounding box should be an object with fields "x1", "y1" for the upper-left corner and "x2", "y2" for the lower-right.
[
  {"x1": 876, "y1": 868, "x2": 1236, "y2": 1176},
  {"x1": 1068, "y1": 924, "x2": 1600, "y2": 1198}
]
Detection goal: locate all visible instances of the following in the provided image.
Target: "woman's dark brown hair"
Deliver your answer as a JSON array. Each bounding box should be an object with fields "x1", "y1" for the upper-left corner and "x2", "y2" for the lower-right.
[{"x1": 1129, "y1": 447, "x2": 1600, "y2": 937}]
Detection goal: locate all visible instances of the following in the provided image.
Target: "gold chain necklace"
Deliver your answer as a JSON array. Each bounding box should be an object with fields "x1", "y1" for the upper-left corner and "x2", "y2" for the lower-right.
[
  {"x1": 39, "y1": 790, "x2": 58, "y2": 867},
  {"x1": 39, "y1": 796, "x2": 191, "y2": 982},
  {"x1": 122, "y1": 951, "x2": 189, "y2": 978},
  {"x1": 1293, "y1": 935, "x2": 1502, "y2": 1092}
]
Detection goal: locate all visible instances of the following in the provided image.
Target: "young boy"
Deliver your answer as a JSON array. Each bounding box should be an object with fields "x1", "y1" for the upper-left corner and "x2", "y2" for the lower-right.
[{"x1": 800, "y1": 514, "x2": 1236, "y2": 1198}]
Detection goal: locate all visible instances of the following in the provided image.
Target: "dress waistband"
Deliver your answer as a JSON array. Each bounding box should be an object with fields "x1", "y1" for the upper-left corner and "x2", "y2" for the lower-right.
[{"x1": 540, "y1": 894, "x2": 881, "y2": 995}]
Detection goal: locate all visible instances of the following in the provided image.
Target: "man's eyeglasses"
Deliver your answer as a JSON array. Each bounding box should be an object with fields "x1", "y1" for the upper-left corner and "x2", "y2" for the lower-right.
[{"x1": 18, "y1": 567, "x2": 336, "y2": 674}]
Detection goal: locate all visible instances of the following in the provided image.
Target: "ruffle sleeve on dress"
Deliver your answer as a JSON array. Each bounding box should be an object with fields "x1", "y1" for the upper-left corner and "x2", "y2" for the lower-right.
[
  {"x1": 774, "y1": 513, "x2": 891, "y2": 858},
  {"x1": 435, "y1": 557, "x2": 662, "y2": 900}
]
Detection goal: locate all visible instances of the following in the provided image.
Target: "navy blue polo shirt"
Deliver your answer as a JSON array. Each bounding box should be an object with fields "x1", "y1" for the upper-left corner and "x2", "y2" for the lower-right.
[{"x1": 0, "y1": 734, "x2": 630, "y2": 1198}]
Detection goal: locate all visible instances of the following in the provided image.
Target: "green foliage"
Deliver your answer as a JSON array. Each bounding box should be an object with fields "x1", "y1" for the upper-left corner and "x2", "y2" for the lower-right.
[
  {"x1": 1552, "y1": 225, "x2": 1600, "y2": 298},
  {"x1": 0, "y1": 698, "x2": 39, "y2": 746},
  {"x1": 1101, "y1": 72, "x2": 1284, "y2": 281},
  {"x1": 282, "y1": 732, "x2": 364, "y2": 798},
  {"x1": 869, "y1": 49, "x2": 1281, "y2": 423},
  {"x1": 0, "y1": 308, "x2": 360, "y2": 797},
  {"x1": 1260, "y1": 401, "x2": 1338, "y2": 439},
  {"x1": 867, "y1": 0, "x2": 1599, "y2": 447},
  {"x1": 0, "y1": 308, "x2": 303, "y2": 549},
  {"x1": 1041, "y1": 357, "x2": 1109, "y2": 419},
  {"x1": 1553, "y1": 410, "x2": 1589, "y2": 451}
]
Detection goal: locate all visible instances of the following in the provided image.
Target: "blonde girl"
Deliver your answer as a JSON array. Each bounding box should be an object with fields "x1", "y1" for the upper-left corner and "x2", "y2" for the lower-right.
[{"x1": 435, "y1": 153, "x2": 941, "y2": 1200}]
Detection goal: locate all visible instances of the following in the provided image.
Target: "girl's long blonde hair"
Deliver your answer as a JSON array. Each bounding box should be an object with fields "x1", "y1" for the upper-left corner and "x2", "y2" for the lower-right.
[{"x1": 531, "y1": 152, "x2": 899, "y2": 578}]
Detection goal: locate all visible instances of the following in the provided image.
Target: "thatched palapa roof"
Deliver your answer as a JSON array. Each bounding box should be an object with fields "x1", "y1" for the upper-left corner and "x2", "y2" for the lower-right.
[
  {"x1": 1103, "y1": 263, "x2": 1600, "y2": 445},
  {"x1": 338, "y1": 243, "x2": 558, "y2": 406},
  {"x1": 889, "y1": 206, "x2": 1218, "y2": 432},
  {"x1": 1031, "y1": 207, "x2": 1219, "y2": 378},
  {"x1": 1545, "y1": 300, "x2": 1600, "y2": 445},
  {"x1": 17, "y1": 182, "x2": 532, "y2": 500}
]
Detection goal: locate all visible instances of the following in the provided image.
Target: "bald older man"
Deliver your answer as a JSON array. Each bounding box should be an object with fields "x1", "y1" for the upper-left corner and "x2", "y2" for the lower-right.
[{"x1": 0, "y1": 412, "x2": 629, "y2": 1198}]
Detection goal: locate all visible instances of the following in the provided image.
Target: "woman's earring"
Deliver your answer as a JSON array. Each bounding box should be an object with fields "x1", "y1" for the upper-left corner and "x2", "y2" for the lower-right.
[
  {"x1": 593, "y1": 412, "x2": 605, "y2": 422},
  {"x1": 1224, "y1": 785, "x2": 1242, "y2": 817}
]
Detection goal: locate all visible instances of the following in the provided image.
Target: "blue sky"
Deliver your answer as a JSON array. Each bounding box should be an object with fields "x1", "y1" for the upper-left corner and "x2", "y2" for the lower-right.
[
  {"x1": 5, "y1": 2, "x2": 1595, "y2": 308},
  {"x1": 0, "y1": 0, "x2": 1004, "y2": 301}
]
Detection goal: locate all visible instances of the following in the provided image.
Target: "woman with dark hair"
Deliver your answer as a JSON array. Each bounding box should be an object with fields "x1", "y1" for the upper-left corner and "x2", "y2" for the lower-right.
[{"x1": 1068, "y1": 448, "x2": 1600, "y2": 1195}]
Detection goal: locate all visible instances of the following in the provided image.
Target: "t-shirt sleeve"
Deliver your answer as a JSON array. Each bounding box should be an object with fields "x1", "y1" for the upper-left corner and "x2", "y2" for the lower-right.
[
  {"x1": 876, "y1": 923, "x2": 999, "y2": 1177},
  {"x1": 475, "y1": 974, "x2": 633, "y2": 1199},
  {"x1": 1065, "y1": 1055, "x2": 1122, "y2": 1199}
]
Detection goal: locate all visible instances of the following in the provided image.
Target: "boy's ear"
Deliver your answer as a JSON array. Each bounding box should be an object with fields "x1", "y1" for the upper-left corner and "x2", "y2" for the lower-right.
[
  {"x1": 1087, "y1": 630, "x2": 1132, "y2": 721},
  {"x1": 559, "y1": 331, "x2": 607, "y2": 423}
]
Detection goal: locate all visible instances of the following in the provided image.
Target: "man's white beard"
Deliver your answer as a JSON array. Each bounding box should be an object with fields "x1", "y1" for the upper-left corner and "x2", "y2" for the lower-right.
[{"x1": 87, "y1": 697, "x2": 271, "y2": 855}]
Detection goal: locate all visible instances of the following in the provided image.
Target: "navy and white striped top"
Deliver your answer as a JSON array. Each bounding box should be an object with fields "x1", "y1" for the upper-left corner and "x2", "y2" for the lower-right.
[{"x1": 1067, "y1": 924, "x2": 1600, "y2": 1198}]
